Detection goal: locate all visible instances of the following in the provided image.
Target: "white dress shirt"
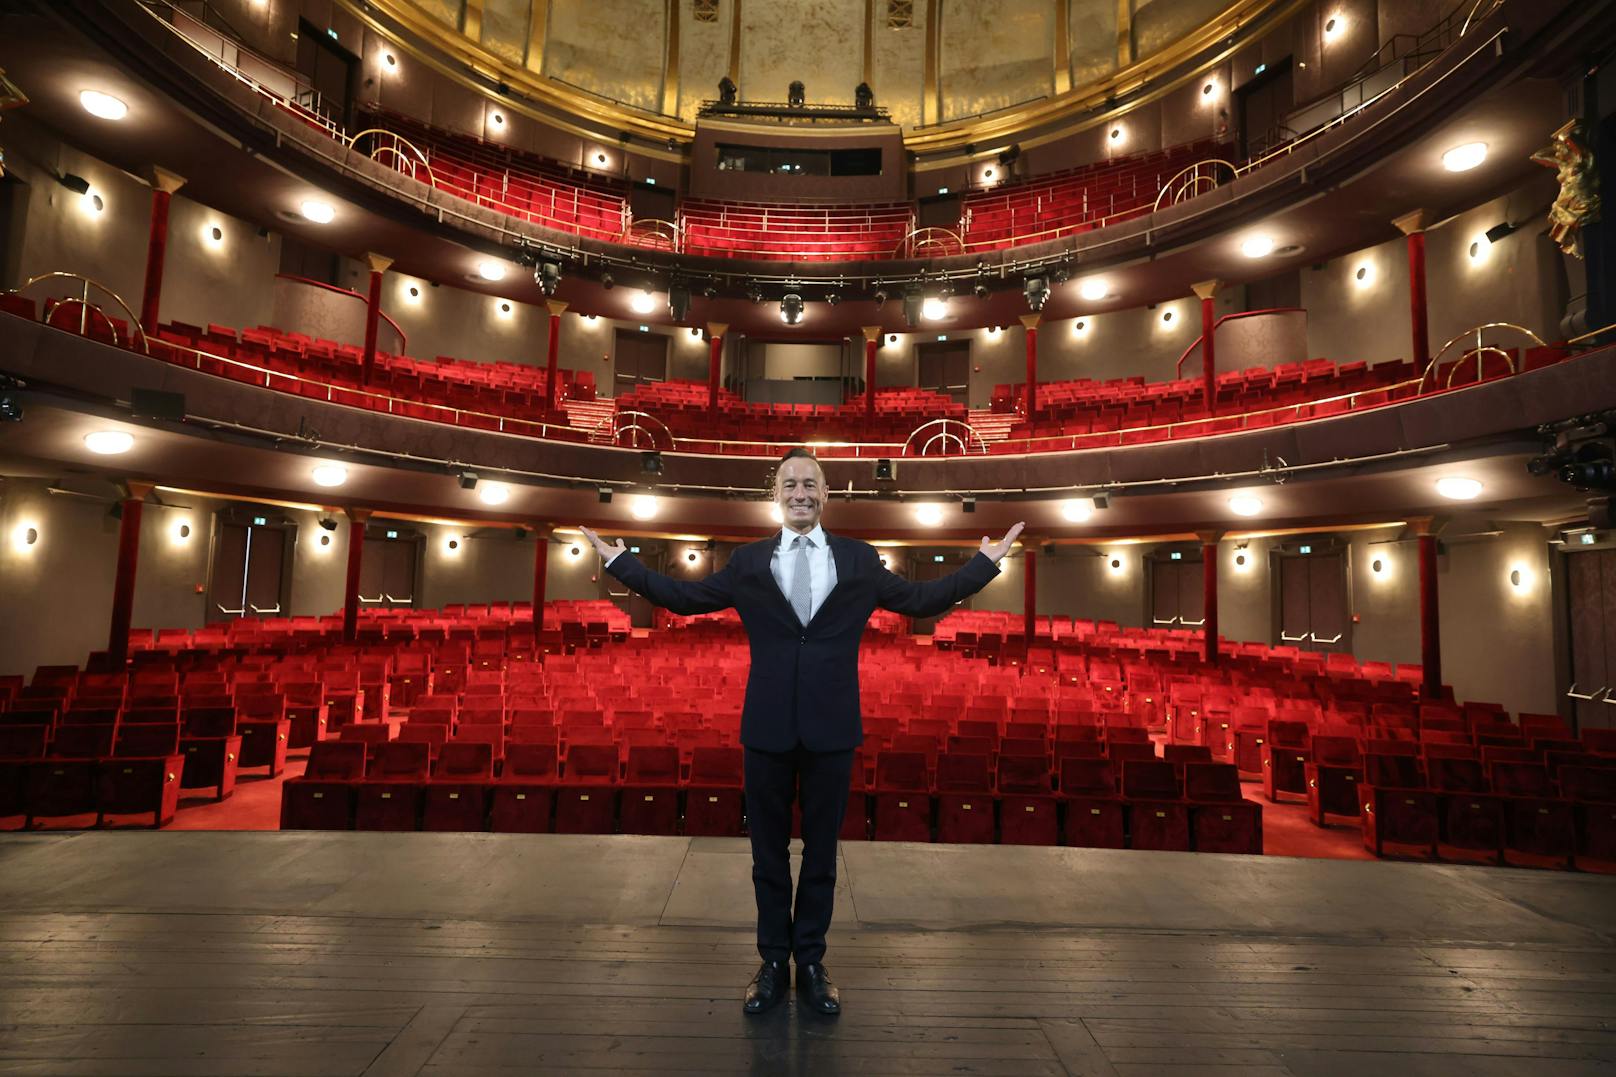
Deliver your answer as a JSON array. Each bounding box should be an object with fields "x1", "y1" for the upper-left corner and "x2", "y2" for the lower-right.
[
  {"x1": 602, "y1": 525, "x2": 838, "y2": 621},
  {"x1": 771, "y1": 524, "x2": 836, "y2": 622}
]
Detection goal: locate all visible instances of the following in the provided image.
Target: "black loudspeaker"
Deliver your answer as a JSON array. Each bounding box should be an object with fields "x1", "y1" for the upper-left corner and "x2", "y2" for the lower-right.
[{"x1": 130, "y1": 388, "x2": 185, "y2": 420}]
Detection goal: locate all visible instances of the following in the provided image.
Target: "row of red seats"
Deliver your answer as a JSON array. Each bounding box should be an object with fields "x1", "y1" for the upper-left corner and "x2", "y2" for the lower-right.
[{"x1": 679, "y1": 199, "x2": 914, "y2": 261}]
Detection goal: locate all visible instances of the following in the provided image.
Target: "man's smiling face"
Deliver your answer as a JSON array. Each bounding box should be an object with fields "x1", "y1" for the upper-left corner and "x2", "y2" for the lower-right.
[{"x1": 775, "y1": 456, "x2": 825, "y2": 534}]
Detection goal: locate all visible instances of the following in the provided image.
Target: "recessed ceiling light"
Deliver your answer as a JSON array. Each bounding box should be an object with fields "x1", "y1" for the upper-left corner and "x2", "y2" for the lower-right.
[
  {"x1": 629, "y1": 495, "x2": 659, "y2": 520},
  {"x1": 1442, "y1": 142, "x2": 1488, "y2": 172},
  {"x1": 1436, "y1": 476, "x2": 1483, "y2": 501},
  {"x1": 83, "y1": 431, "x2": 133, "y2": 455},
  {"x1": 630, "y1": 291, "x2": 657, "y2": 315},
  {"x1": 1228, "y1": 495, "x2": 1264, "y2": 517},
  {"x1": 1241, "y1": 234, "x2": 1275, "y2": 258},
  {"x1": 477, "y1": 482, "x2": 510, "y2": 505},
  {"x1": 922, "y1": 297, "x2": 948, "y2": 321},
  {"x1": 299, "y1": 199, "x2": 335, "y2": 224},
  {"x1": 79, "y1": 90, "x2": 127, "y2": 120},
  {"x1": 311, "y1": 463, "x2": 348, "y2": 488},
  {"x1": 477, "y1": 260, "x2": 506, "y2": 282},
  {"x1": 1060, "y1": 499, "x2": 1092, "y2": 523},
  {"x1": 914, "y1": 503, "x2": 944, "y2": 527},
  {"x1": 1079, "y1": 278, "x2": 1108, "y2": 301}
]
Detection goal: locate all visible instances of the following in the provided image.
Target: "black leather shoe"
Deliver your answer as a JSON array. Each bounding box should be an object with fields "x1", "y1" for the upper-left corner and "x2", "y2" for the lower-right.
[
  {"x1": 743, "y1": 960, "x2": 789, "y2": 1014},
  {"x1": 795, "y1": 962, "x2": 841, "y2": 1015}
]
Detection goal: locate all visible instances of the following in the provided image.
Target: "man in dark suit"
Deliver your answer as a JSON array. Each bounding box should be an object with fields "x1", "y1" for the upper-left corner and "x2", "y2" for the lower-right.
[{"x1": 580, "y1": 447, "x2": 1022, "y2": 1016}]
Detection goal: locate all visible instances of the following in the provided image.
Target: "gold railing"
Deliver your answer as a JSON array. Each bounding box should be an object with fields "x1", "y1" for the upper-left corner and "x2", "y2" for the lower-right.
[
  {"x1": 1152, "y1": 160, "x2": 1238, "y2": 213},
  {"x1": 1417, "y1": 322, "x2": 1544, "y2": 391},
  {"x1": 903, "y1": 417, "x2": 988, "y2": 457},
  {"x1": 898, "y1": 228, "x2": 967, "y2": 259},
  {"x1": 13, "y1": 272, "x2": 149, "y2": 353},
  {"x1": 599, "y1": 409, "x2": 674, "y2": 449},
  {"x1": 622, "y1": 218, "x2": 681, "y2": 251},
  {"x1": 346, "y1": 128, "x2": 437, "y2": 187}
]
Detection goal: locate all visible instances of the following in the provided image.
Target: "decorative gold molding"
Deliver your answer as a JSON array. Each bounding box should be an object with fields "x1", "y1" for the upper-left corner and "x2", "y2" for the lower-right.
[
  {"x1": 526, "y1": 0, "x2": 549, "y2": 76},
  {"x1": 149, "y1": 166, "x2": 187, "y2": 195},
  {"x1": 707, "y1": 321, "x2": 729, "y2": 338},
  {"x1": 1018, "y1": 313, "x2": 1042, "y2": 330},
  {"x1": 462, "y1": 0, "x2": 483, "y2": 42},
  {"x1": 1190, "y1": 279, "x2": 1220, "y2": 301},
  {"x1": 363, "y1": 252, "x2": 394, "y2": 274},
  {"x1": 863, "y1": 0, "x2": 874, "y2": 85},
  {"x1": 662, "y1": 0, "x2": 680, "y2": 117},
  {"x1": 728, "y1": 0, "x2": 742, "y2": 85},
  {"x1": 1054, "y1": 0, "x2": 1072, "y2": 96},
  {"x1": 1393, "y1": 209, "x2": 1434, "y2": 235},
  {"x1": 1116, "y1": 0, "x2": 1133, "y2": 68},
  {"x1": 545, "y1": 299, "x2": 570, "y2": 316},
  {"x1": 923, "y1": 0, "x2": 940, "y2": 126},
  {"x1": 861, "y1": 325, "x2": 883, "y2": 342}
]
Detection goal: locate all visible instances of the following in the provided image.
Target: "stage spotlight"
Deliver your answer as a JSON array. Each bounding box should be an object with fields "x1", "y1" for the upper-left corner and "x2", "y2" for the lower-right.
[
  {"x1": 874, "y1": 458, "x2": 895, "y2": 481},
  {"x1": 1093, "y1": 492, "x2": 1110, "y2": 510},
  {"x1": 0, "y1": 394, "x2": 22, "y2": 422},
  {"x1": 902, "y1": 285, "x2": 924, "y2": 327},
  {"x1": 318, "y1": 516, "x2": 338, "y2": 531},
  {"x1": 854, "y1": 82, "x2": 874, "y2": 109},
  {"x1": 702, "y1": 284, "x2": 718, "y2": 299},
  {"x1": 746, "y1": 281, "x2": 764, "y2": 304},
  {"x1": 1485, "y1": 221, "x2": 1518, "y2": 244},
  {"x1": 601, "y1": 272, "x2": 615, "y2": 290},
  {"x1": 962, "y1": 497, "x2": 976, "y2": 513},
  {"x1": 668, "y1": 279, "x2": 691, "y2": 321},
  {"x1": 534, "y1": 259, "x2": 562, "y2": 296},
  {"x1": 718, "y1": 76, "x2": 737, "y2": 105},
  {"x1": 873, "y1": 287, "x2": 888, "y2": 308},
  {"x1": 641, "y1": 451, "x2": 663, "y2": 475},
  {"x1": 1023, "y1": 276, "x2": 1049, "y2": 312},
  {"x1": 825, "y1": 290, "x2": 841, "y2": 306},
  {"x1": 781, "y1": 293, "x2": 804, "y2": 324},
  {"x1": 788, "y1": 80, "x2": 806, "y2": 108},
  {"x1": 597, "y1": 486, "x2": 614, "y2": 504},
  {"x1": 457, "y1": 470, "x2": 479, "y2": 490},
  {"x1": 57, "y1": 172, "x2": 90, "y2": 195},
  {"x1": 997, "y1": 144, "x2": 1021, "y2": 166},
  {"x1": 973, "y1": 282, "x2": 990, "y2": 299}
]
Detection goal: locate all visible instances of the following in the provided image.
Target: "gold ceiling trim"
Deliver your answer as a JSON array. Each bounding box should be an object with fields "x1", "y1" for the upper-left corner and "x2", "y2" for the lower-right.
[{"x1": 346, "y1": 0, "x2": 1300, "y2": 163}]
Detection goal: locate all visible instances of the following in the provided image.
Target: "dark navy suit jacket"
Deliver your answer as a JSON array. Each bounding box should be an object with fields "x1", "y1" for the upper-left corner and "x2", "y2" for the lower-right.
[{"x1": 605, "y1": 531, "x2": 1001, "y2": 752}]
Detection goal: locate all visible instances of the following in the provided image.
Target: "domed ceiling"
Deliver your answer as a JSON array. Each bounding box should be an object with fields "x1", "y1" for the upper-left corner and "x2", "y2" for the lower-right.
[{"x1": 403, "y1": 0, "x2": 1242, "y2": 127}]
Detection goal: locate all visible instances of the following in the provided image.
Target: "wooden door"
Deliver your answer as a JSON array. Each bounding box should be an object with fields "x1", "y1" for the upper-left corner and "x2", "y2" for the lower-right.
[
  {"x1": 1276, "y1": 550, "x2": 1350, "y2": 653},
  {"x1": 916, "y1": 340, "x2": 971, "y2": 406},
  {"x1": 613, "y1": 329, "x2": 669, "y2": 397},
  {"x1": 361, "y1": 537, "x2": 419, "y2": 608},
  {"x1": 1566, "y1": 548, "x2": 1616, "y2": 731},
  {"x1": 209, "y1": 521, "x2": 288, "y2": 620},
  {"x1": 1150, "y1": 558, "x2": 1203, "y2": 627}
]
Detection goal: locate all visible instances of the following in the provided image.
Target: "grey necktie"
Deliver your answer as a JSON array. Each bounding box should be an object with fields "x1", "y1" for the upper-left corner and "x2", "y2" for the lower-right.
[{"x1": 790, "y1": 534, "x2": 813, "y2": 625}]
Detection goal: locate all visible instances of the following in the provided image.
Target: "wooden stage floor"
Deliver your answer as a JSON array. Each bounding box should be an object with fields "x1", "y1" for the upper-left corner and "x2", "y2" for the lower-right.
[{"x1": 1, "y1": 832, "x2": 1613, "y2": 1076}]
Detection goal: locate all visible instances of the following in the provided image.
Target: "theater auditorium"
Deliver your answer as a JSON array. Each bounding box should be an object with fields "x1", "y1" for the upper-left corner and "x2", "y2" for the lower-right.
[{"x1": 1, "y1": 0, "x2": 1615, "y2": 1071}]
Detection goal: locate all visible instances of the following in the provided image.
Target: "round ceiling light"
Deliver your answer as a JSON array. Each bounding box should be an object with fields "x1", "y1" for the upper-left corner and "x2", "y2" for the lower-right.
[
  {"x1": 1436, "y1": 476, "x2": 1483, "y2": 501},
  {"x1": 630, "y1": 291, "x2": 658, "y2": 315},
  {"x1": 1079, "y1": 278, "x2": 1108, "y2": 302},
  {"x1": 476, "y1": 260, "x2": 506, "y2": 282},
  {"x1": 299, "y1": 199, "x2": 335, "y2": 224},
  {"x1": 83, "y1": 430, "x2": 133, "y2": 455},
  {"x1": 478, "y1": 482, "x2": 510, "y2": 505},
  {"x1": 1228, "y1": 494, "x2": 1264, "y2": 517},
  {"x1": 79, "y1": 90, "x2": 128, "y2": 120},
  {"x1": 914, "y1": 503, "x2": 944, "y2": 527},
  {"x1": 1442, "y1": 142, "x2": 1488, "y2": 173},
  {"x1": 311, "y1": 463, "x2": 348, "y2": 488},
  {"x1": 922, "y1": 297, "x2": 948, "y2": 321},
  {"x1": 1241, "y1": 234, "x2": 1276, "y2": 259},
  {"x1": 629, "y1": 495, "x2": 659, "y2": 521}
]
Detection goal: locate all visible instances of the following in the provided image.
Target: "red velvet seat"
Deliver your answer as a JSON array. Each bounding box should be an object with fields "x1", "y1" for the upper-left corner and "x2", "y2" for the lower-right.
[
  {"x1": 422, "y1": 741, "x2": 495, "y2": 832},
  {"x1": 1561, "y1": 765, "x2": 1616, "y2": 864},
  {"x1": 1122, "y1": 760, "x2": 1190, "y2": 851},
  {"x1": 1304, "y1": 735, "x2": 1362, "y2": 825},
  {"x1": 683, "y1": 746, "x2": 743, "y2": 837},
  {"x1": 934, "y1": 752, "x2": 994, "y2": 845},
  {"x1": 1057, "y1": 756, "x2": 1124, "y2": 849},
  {"x1": 553, "y1": 743, "x2": 618, "y2": 834},
  {"x1": 1184, "y1": 763, "x2": 1262, "y2": 854},
  {"x1": 1358, "y1": 754, "x2": 1437, "y2": 859},
  {"x1": 490, "y1": 742, "x2": 558, "y2": 834},
  {"x1": 355, "y1": 741, "x2": 430, "y2": 831},
  {"x1": 996, "y1": 753, "x2": 1057, "y2": 845},
  {"x1": 1489, "y1": 761, "x2": 1574, "y2": 867},
  {"x1": 1426, "y1": 756, "x2": 1503, "y2": 863},
  {"x1": 618, "y1": 745, "x2": 681, "y2": 835},
  {"x1": 279, "y1": 741, "x2": 367, "y2": 830},
  {"x1": 872, "y1": 750, "x2": 931, "y2": 842},
  {"x1": 1260, "y1": 720, "x2": 1311, "y2": 803}
]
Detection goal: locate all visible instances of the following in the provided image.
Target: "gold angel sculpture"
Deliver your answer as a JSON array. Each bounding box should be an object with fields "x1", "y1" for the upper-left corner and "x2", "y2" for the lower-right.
[{"x1": 1531, "y1": 119, "x2": 1600, "y2": 259}]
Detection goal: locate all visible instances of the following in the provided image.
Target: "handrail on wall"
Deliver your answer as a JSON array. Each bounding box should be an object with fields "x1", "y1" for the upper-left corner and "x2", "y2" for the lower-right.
[
  {"x1": 13, "y1": 272, "x2": 150, "y2": 353},
  {"x1": 1173, "y1": 307, "x2": 1306, "y2": 378},
  {"x1": 1416, "y1": 321, "x2": 1544, "y2": 392},
  {"x1": 274, "y1": 274, "x2": 408, "y2": 353}
]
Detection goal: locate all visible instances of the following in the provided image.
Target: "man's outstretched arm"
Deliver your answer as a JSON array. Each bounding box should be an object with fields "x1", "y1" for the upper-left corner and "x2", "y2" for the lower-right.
[
  {"x1": 579, "y1": 525, "x2": 737, "y2": 615},
  {"x1": 876, "y1": 521, "x2": 1024, "y2": 618}
]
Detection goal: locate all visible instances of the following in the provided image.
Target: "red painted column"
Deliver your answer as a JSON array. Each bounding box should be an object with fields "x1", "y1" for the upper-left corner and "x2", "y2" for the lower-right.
[
  {"x1": 341, "y1": 508, "x2": 370, "y2": 643},
  {"x1": 543, "y1": 300, "x2": 569, "y2": 411},
  {"x1": 532, "y1": 527, "x2": 550, "y2": 642},
  {"x1": 861, "y1": 326, "x2": 881, "y2": 420},
  {"x1": 1394, "y1": 211, "x2": 1432, "y2": 372},
  {"x1": 106, "y1": 481, "x2": 153, "y2": 668},
  {"x1": 1019, "y1": 314, "x2": 1041, "y2": 419},
  {"x1": 1198, "y1": 530, "x2": 1223, "y2": 666},
  {"x1": 706, "y1": 322, "x2": 727, "y2": 414},
  {"x1": 1022, "y1": 545, "x2": 1037, "y2": 655},
  {"x1": 359, "y1": 253, "x2": 392, "y2": 387},
  {"x1": 1191, "y1": 281, "x2": 1220, "y2": 414},
  {"x1": 1416, "y1": 522, "x2": 1442, "y2": 698},
  {"x1": 138, "y1": 169, "x2": 185, "y2": 332}
]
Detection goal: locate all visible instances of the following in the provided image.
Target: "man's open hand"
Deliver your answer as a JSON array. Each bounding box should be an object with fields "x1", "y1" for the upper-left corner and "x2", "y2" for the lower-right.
[
  {"x1": 980, "y1": 521, "x2": 1025, "y2": 564},
  {"x1": 578, "y1": 525, "x2": 626, "y2": 562}
]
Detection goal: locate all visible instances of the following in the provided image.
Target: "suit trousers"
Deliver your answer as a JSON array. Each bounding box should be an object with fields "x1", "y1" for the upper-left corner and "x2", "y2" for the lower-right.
[{"x1": 743, "y1": 743, "x2": 856, "y2": 965}]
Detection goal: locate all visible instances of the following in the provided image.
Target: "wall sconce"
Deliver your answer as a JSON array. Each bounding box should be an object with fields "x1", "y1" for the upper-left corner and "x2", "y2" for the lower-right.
[
  {"x1": 444, "y1": 535, "x2": 463, "y2": 556},
  {"x1": 170, "y1": 519, "x2": 194, "y2": 546},
  {"x1": 12, "y1": 522, "x2": 40, "y2": 552},
  {"x1": 568, "y1": 544, "x2": 583, "y2": 558},
  {"x1": 1509, "y1": 564, "x2": 1533, "y2": 592}
]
